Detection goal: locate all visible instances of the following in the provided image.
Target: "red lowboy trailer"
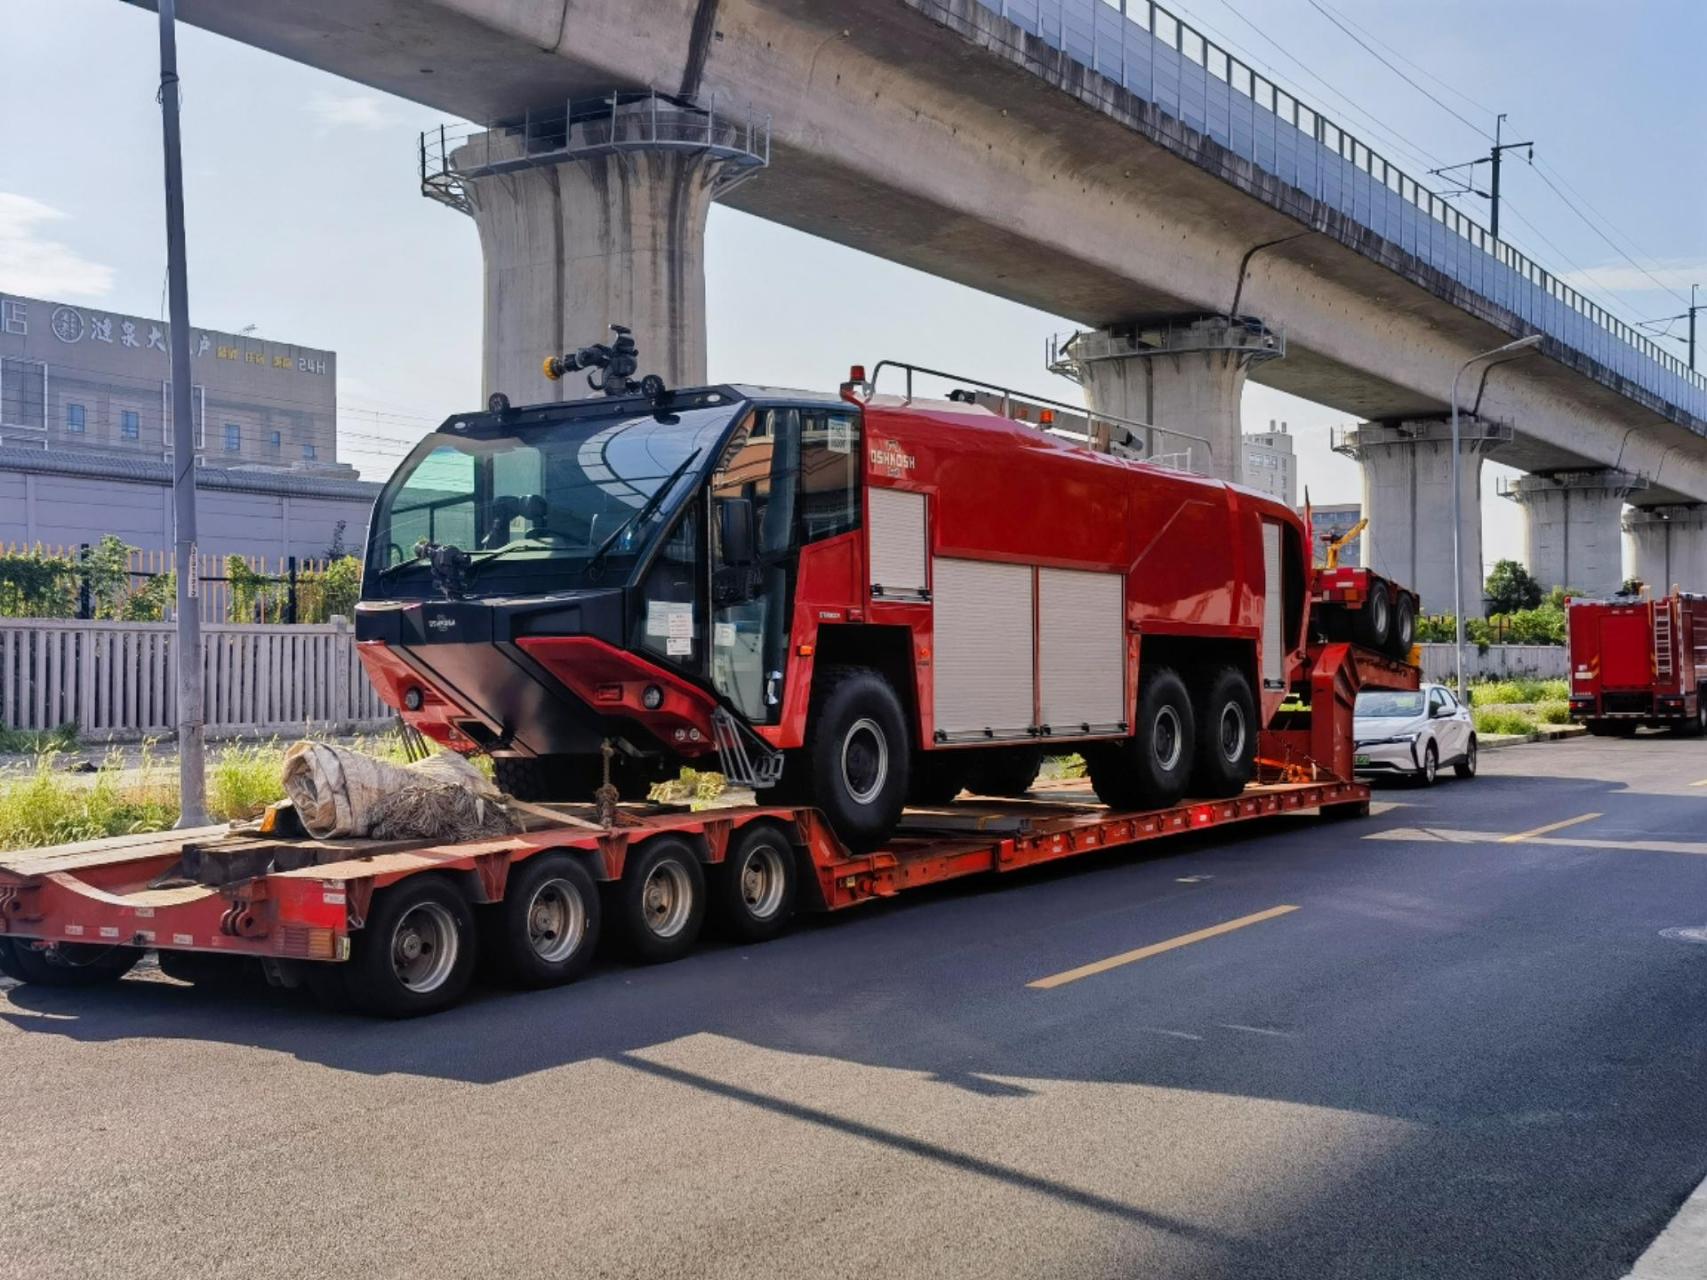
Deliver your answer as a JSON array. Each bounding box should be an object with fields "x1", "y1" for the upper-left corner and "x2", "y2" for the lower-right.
[
  {"x1": 1567, "y1": 591, "x2": 1707, "y2": 735},
  {"x1": 0, "y1": 351, "x2": 1421, "y2": 1017}
]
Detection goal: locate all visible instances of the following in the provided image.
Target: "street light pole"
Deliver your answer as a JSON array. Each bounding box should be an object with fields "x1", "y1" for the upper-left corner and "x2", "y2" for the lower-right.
[
  {"x1": 1451, "y1": 333, "x2": 1544, "y2": 700},
  {"x1": 156, "y1": 0, "x2": 209, "y2": 828}
]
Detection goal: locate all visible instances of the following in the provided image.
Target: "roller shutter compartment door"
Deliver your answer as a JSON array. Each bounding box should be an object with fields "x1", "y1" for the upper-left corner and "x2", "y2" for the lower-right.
[
  {"x1": 1037, "y1": 567, "x2": 1125, "y2": 734},
  {"x1": 868, "y1": 487, "x2": 928, "y2": 599},
  {"x1": 932, "y1": 558, "x2": 1034, "y2": 741}
]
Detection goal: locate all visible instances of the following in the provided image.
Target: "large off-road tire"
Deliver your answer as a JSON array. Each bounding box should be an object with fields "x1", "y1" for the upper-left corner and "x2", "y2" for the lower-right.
[
  {"x1": 716, "y1": 822, "x2": 798, "y2": 944},
  {"x1": 344, "y1": 875, "x2": 477, "y2": 1018},
  {"x1": 1191, "y1": 666, "x2": 1257, "y2": 798},
  {"x1": 907, "y1": 752, "x2": 966, "y2": 806},
  {"x1": 0, "y1": 938, "x2": 140, "y2": 987},
  {"x1": 790, "y1": 665, "x2": 910, "y2": 854},
  {"x1": 1355, "y1": 579, "x2": 1393, "y2": 651},
  {"x1": 963, "y1": 747, "x2": 1046, "y2": 798},
  {"x1": 493, "y1": 754, "x2": 657, "y2": 803},
  {"x1": 618, "y1": 836, "x2": 706, "y2": 964},
  {"x1": 491, "y1": 854, "x2": 601, "y2": 988},
  {"x1": 1388, "y1": 592, "x2": 1417, "y2": 660},
  {"x1": 1086, "y1": 666, "x2": 1196, "y2": 812}
]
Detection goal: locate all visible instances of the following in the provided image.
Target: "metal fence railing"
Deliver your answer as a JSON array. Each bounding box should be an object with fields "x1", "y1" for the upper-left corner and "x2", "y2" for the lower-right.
[{"x1": 976, "y1": 0, "x2": 1706, "y2": 422}]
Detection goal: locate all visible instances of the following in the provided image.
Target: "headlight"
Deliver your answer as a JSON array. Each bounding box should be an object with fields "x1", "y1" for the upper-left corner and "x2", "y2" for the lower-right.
[{"x1": 641, "y1": 684, "x2": 665, "y2": 710}]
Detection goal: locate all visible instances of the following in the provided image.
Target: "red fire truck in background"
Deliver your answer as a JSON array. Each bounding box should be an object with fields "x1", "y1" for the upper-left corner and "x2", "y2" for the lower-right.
[
  {"x1": 1568, "y1": 591, "x2": 1707, "y2": 735},
  {"x1": 354, "y1": 346, "x2": 1313, "y2": 853}
]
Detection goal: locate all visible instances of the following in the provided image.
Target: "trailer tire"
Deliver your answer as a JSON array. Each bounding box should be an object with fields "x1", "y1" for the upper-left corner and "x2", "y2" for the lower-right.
[
  {"x1": 1192, "y1": 666, "x2": 1257, "y2": 798},
  {"x1": 1388, "y1": 593, "x2": 1416, "y2": 660},
  {"x1": 620, "y1": 837, "x2": 706, "y2": 963},
  {"x1": 344, "y1": 876, "x2": 476, "y2": 1018},
  {"x1": 963, "y1": 747, "x2": 1046, "y2": 797},
  {"x1": 494, "y1": 854, "x2": 601, "y2": 988},
  {"x1": 717, "y1": 823, "x2": 798, "y2": 943},
  {"x1": 0, "y1": 938, "x2": 140, "y2": 987},
  {"x1": 1355, "y1": 580, "x2": 1393, "y2": 651},
  {"x1": 1086, "y1": 666, "x2": 1196, "y2": 811},
  {"x1": 797, "y1": 665, "x2": 910, "y2": 853}
]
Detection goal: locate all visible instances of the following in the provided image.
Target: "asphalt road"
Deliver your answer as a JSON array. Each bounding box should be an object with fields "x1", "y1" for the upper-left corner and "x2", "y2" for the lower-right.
[{"x1": 4, "y1": 735, "x2": 1707, "y2": 1279}]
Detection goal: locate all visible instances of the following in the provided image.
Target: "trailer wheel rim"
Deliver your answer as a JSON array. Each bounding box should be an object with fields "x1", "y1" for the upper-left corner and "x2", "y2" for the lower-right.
[
  {"x1": 1372, "y1": 591, "x2": 1389, "y2": 632},
  {"x1": 1153, "y1": 706, "x2": 1184, "y2": 772},
  {"x1": 525, "y1": 877, "x2": 588, "y2": 964},
  {"x1": 389, "y1": 902, "x2": 459, "y2": 993},
  {"x1": 841, "y1": 718, "x2": 889, "y2": 805},
  {"x1": 738, "y1": 841, "x2": 789, "y2": 920},
  {"x1": 641, "y1": 859, "x2": 694, "y2": 939},
  {"x1": 1218, "y1": 701, "x2": 1247, "y2": 763}
]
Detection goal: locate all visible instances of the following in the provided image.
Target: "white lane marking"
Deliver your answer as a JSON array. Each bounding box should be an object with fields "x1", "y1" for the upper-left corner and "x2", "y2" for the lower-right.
[
  {"x1": 1220, "y1": 1024, "x2": 1293, "y2": 1038},
  {"x1": 1368, "y1": 827, "x2": 1707, "y2": 858},
  {"x1": 1624, "y1": 1170, "x2": 1707, "y2": 1279},
  {"x1": 1140, "y1": 1027, "x2": 1203, "y2": 1041}
]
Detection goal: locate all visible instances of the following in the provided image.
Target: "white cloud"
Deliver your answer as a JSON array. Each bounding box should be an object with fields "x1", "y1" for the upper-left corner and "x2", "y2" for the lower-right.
[
  {"x1": 0, "y1": 193, "x2": 115, "y2": 300},
  {"x1": 307, "y1": 92, "x2": 394, "y2": 132},
  {"x1": 1557, "y1": 260, "x2": 1707, "y2": 297}
]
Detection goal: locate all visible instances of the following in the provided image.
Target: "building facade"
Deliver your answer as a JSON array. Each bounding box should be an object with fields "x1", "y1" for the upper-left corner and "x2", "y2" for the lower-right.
[
  {"x1": 0, "y1": 291, "x2": 343, "y2": 470},
  {"x1": 1242, "y1": 420, "x2": 1296, "y2": 506},
  {"x1": 1311, "y1": 502, "x2": 1364, "y2": 566}
]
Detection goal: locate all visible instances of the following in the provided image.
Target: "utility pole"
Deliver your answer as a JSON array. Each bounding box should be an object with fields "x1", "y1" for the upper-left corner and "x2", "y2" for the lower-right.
[
  {"x1": 156, "y1": 0, "x2": 209, "y2": 828},
  {"x1": 1638, "y1": 284, "x2": 1703, "y2": 375},
  {"x1": 1429, "y1": 112, "x2": 1532, "y2": 243}
]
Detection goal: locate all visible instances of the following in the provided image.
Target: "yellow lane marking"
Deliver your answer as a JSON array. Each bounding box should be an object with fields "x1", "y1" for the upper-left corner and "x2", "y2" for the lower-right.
[
  {"x1": 1028, "y1": 905, "x2": 1299, "y2": 990},
  {"x1": 1499, "y1": 812, "x2": 1602, "y2": 844},
  {"x1": 1690, "y1": 780, "x2": 1707, "y2": 788}
]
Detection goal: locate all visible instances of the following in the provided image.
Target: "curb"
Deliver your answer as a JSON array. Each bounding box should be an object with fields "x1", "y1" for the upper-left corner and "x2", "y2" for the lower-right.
[
  {"x1": 1624, "y1": 1171, "x2": 1707, "y2": 1279},
  {"x1": 1479, "y1": 725, "x2": 1587, "y2": 751}
]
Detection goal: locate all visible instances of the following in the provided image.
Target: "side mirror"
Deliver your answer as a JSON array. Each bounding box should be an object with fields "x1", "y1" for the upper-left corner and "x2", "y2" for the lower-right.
[{"x1": 719, "y1": 498, "x2": 756, "y2": 567}]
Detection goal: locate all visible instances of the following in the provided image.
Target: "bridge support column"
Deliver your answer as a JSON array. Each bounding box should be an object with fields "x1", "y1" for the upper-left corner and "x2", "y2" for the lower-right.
[
  {"x1": 1334, "y1": 417, "x2": 1512, "y2": 616},
  {"x1": 1050, "y1": 318, "x2": 1282, "y2": 483},
  {"x1": 425, "y1": 95, "x2": 769, "y2": 401},
  {"x1": 1503, "y1": 469, "x2": 1646, "y2": 597},
  {"x1": 1623, "y1": 505, "x2": 1707, "y2": 595}
]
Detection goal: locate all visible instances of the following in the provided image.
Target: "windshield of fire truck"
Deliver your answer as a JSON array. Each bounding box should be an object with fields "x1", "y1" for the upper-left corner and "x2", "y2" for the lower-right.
[{"x1": 364, "y1": 404, "x2": 737, "y2": 596}]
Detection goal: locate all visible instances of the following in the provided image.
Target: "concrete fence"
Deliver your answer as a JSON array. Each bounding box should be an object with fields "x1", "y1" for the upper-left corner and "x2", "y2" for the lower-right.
[
  {"x1": 0, "y1": 617, "x2": 390, "y2": 740},
  {"x1": 1417, "y1": 643, "x2": 1568, "y2": 683}
]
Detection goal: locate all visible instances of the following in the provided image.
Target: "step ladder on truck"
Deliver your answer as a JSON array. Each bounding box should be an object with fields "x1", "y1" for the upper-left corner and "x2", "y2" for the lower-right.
[{"x1": 0, "y1": 352, "x2": 1421, "y2": 1017}]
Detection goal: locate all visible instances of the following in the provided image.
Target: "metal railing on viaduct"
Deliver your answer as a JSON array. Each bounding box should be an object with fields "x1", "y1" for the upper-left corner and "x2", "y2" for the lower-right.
[{"x1": 981, "y1": 0, "x2": 1707, "y2": 423}]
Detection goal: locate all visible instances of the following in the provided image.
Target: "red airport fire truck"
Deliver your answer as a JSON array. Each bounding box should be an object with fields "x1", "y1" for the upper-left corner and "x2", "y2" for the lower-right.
[
  {"x1": 1567, "y1": 590, "x2": 1707, "y2": 735},
  {"x1": 0, "y1": 342, "x2": 1417, "y2": 1017}
]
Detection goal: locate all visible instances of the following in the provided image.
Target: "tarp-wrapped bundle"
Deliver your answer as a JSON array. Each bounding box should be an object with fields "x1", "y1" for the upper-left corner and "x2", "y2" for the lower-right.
[{"x1": 281, "y1": 743, "x2": 517, "y2": 842}]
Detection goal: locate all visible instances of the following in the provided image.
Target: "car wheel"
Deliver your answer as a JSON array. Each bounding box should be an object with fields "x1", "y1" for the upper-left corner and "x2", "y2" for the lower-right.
[
  {"x1": 1416, "y1": 741, "x2": 1438, "y2": 786},
  {"x1": 1453, "y1": 735, "x2": 1478, "y2": 779}
]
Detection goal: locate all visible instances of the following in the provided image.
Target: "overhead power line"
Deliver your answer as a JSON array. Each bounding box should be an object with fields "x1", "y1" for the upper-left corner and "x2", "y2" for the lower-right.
[
  {"x1": 1310, "y1": 0, "x2": 1500, "y2": 122},
  {"x1": 1526, "y1": 164, "x2": 1693, "y2": 306},
  {"x1": 1303, "y1": 0, "x2": 1493, "y2": 142}
]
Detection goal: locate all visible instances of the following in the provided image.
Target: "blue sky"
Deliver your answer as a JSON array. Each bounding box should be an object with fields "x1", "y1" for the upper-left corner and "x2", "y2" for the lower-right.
[{"x1": 1, "y1": 0, "x2": 1702, "y2": 570}]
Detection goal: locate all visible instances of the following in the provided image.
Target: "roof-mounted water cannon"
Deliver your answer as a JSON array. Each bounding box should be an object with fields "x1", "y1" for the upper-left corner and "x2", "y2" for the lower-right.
[{"x1": 543, "y1": 325, "x2": 669, "y2": 401}]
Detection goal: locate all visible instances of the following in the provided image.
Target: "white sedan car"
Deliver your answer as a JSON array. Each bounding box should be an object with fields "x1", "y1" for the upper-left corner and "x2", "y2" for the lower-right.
[{"x1": 1352, "y1": 683, "x2": 1477, "y2": 785}]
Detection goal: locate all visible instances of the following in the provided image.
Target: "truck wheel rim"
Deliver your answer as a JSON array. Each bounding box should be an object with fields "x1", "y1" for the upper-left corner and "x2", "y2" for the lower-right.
[
  {"x1": 842, "y1": 718, "x2": 889, "y2": 805},
  {"x1": 526, "y1": 877, "x2": 587, "y2": 964},
  {"x1": 739, "y1": 842, "x2": 788, "y2": 919},
  {"x1": 1373, "y1": 593, "x2": 1389, "y2": 632},
  {"x1": 390, "y1": 902, "x2": 458, "y2": 993},
  {"x1": 1219, "y1": 702, "x2": 1246, "y2": 763},
  {"x1": 642, "y1": 860, "x2": 693, "y2": 938},
  {"x1": 1153, "y1": 706, "x2": 1183, "y2": 771}
]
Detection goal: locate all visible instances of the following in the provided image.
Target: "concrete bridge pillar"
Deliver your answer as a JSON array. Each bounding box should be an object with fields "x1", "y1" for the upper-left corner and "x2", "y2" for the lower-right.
[
  {"x1": 1333, "y1": 417, "x2": 1513, "y2": 616},
  {"x1": 426, "y1": 95, "x2": 768, "y2": 402},
  {"x1": 1623, "y1": 505, "x2": 1707, "y2": 595},
  {"x1": 1050, "y1": 318, "x2": 1282, "y2": 483},
  {"x1": 1503, "y1": 469, "x2": 1646, "y2": 597}
]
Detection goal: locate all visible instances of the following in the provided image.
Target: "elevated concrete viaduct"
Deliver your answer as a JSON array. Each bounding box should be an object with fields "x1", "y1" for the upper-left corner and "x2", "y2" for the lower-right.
[{"x1": 144, "y1": 0, "x2": 1707, "y2": 605}]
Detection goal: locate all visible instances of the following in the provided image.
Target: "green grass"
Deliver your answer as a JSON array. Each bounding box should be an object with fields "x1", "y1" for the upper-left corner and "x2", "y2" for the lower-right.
[
  {"x1": 1473, "y1": 707, "x2": 1540, "y2": 736},
  {"x1": 1470, "y1": 677, "x2": 1569, "y2": 706},
  {"x1": 0, "y1": 723, "x2": 79, "y2": 755}
]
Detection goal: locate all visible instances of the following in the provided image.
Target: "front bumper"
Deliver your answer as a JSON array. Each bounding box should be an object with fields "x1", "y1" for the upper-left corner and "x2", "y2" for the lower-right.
[{"x1": 1352, "y1": 737, "x2": 1422, "y2": 774}]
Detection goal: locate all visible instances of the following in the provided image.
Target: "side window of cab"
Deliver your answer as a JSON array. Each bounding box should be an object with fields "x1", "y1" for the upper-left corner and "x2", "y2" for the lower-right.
[{"x1": 797, "y1": 409, "x2": 860, "y2": 543}]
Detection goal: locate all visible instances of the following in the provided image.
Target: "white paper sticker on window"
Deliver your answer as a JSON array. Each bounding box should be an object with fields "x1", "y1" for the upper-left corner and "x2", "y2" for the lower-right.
[
  {"x1": 828, "y1": 416, "x2": 851, "y2": 455},
  {"x1": 714, "y1": 622, "x2": 736, "y2": 647},
  {"x1": 667, "y1": 608, "x2": 693, "y2": 639},
  {"x1": 647, "y1": 601, "x2": 695, "y2": 638},
  {"x1": 666, "y1": 636, "x2": 692, "y2": 656}
]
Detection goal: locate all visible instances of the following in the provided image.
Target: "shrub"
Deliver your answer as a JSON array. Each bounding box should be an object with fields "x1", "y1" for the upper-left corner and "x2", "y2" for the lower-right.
[
  {"x1": 208, "y1": 741, "x2": 288, "y2": 821},
  {"x1": 1537, "y1": 701, "x2": 1571, "y2": 725},
  {"x1": 1473, "y1": 708, "x2": 1536, "y2": 736}
]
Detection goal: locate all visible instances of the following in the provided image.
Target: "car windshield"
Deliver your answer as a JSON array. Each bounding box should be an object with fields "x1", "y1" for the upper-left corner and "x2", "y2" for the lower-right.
[
  {"x1": 1356, "y1": 690, "x2": 1425, "y2": 718},
  {"x1": 366, "y1": 403, "x2": 739, "y2": 595}
]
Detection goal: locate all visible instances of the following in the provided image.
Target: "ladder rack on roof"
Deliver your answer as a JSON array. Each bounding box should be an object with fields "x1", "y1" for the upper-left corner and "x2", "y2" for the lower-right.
[{"x1": 863, "y1": 359, "x2": 1214, "y2": 467}]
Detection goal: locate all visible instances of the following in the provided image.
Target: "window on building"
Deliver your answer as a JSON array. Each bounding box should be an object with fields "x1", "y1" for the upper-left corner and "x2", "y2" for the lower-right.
[
  {"x1": 66, "y1": 403, "x2": 86, "y2": 433},
  {"x1": 224, "y1": 422, "x2": 240, "y2": 452},
  {"x1": 269, "y1": 430, "x2": 282, "y2": 450},
  {"x1": 120, "y1": 409, "x2": 140, "y2": 440},
  {"x1": 302, "y1": 443, "x2": 317, "y2": 461},
  {"x1": 0, "y1": 357, "x2": 46, "y2": 430}
]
